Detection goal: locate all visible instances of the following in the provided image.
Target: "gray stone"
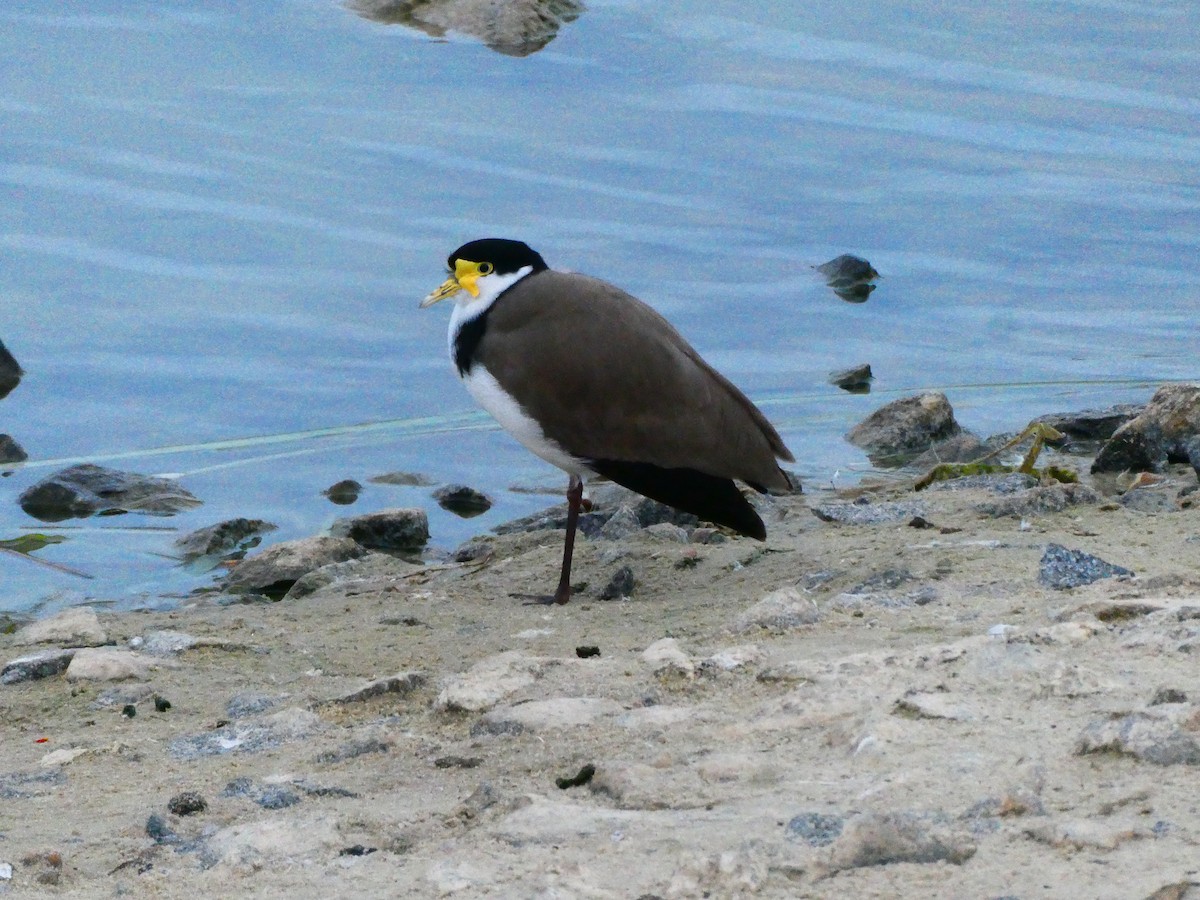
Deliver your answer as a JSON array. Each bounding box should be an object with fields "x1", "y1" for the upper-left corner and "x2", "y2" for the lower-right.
[
  {"x1": 0, "y1": 434, "x2": 27, "y2": 463},
  {"x1": 0, "y1": 770, "x2": 64, "y2": 799},
  {"x1": 733, "y1": 587, "x2": 820, "y2": 632},
  {"x1": 1035, "y1": 403, "x2": 1143, "y2": 442},
  {"x1": 284, "y1": 551, "x2": 420, "y2": 600},
  {"x1": 65, "y1": 648, "x2": 174, "y2": 681},
  {"x1": 908, "y1": 432, "x2": 989, "y2": 469},
  {"x1": 175, "y1": 518, "x2": 277, "y2": 561},
  {"x1": 845, "y1": 392, "x2": 963, "y2": 465},
  {"x1": 146, "y1": 812, "x2": 179, "y2": 844},
  {"x1": 432, "y1": 484, "x2": 493, "y2": 517},
  {"x1": 786, "y1": 812, "x2": 844, "y2": 846},
  {"x1": 368, "y1": 470, "x2": 436, "y2": 486},
  {"x1": 167, "y1": 791, "x2": 207, "y2": 816},
  {"x1": 828, "y1": 364, "x2": 873, "y2": 392},
  {"x1": 824, "y1": 810, "x2": 977, "y2": 872},
  {"x1": 222, "y1": 536, "x2": 366, "y2": 598},
  {"x1": 1039, "y1": 543, "x2": 1132, "y2": 590},
  {"x1": 349, "y1": 0, "x2": 583, "y2": 58},
  {"x1": 812, "y1": 498, "x2": 926, "y2": 525},
  {"x1": 477, "y1": 697, "x2": 621, "y2": 732},
  {"x1": 1119, "y1": 485, "x2": 1180, "y2": 513},
  {"x1": 977, "y1": 483, "x2": 1101, "y2": 518},
  {"x1": 325, "y1": 671, "x2": 426, "y2": 705},
  {"x1": 435, "y1": 651, "x2": 543, "y2": 713},
  {"x1": 1076, "y1": 708, "x2": 1200, "y2": 765},
  {"x1": 1093, "y1": 383, "x2": 1200, "y2": 474},
  {"x1": 597, "y1": 507, "x2": 640, "y2": 540},
  {"x1": 169, "y1": 707, "x2": 321, "y2": 759},
  {"x1": 330, "y1": 507, "x2": 429, "y2": 552},
  {"x1": 14, "y1": 606, "x2": 106, "y2": 647},
  {"x1": 1, "y1": 648, "x2": 77, "y2": 684},
  {"x1": 226, "y1": 691, "x2": 282, "y2": 719},
  {"x1": 926, "y1": 472, "x2": 1037, "y2": 494},
  {"x1": 18, "y1": 463, "x2": 202, "y2": 522}
]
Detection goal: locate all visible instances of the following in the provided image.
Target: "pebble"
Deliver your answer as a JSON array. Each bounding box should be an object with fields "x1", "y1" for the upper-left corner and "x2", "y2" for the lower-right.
[
  {"x1": 811, "y1": 498, "x2": 926, "y2": 525},
  {"x1": 598, "y1": 565, "x2": 635, "y2": 600},
  {"x1": 845, "y1": 392, "x2": 963, "y2": 465},
  {"x1": 732, "y1": 587, "x2": 820, "y2": 632},
  {"x1": 0, "y1": 434, "x2": 27, "y2": 463},
  {"x1": 828, "y1": 363, "x2": 873, "y2": 392},
  {"x1": 1, "y1": 648, "x2": 77, "y2": 684},
  {"x1": 701, "y1": 644, "x2": 765, "y2": 672},
  {"x1": 39, "y1": 747, "x2": 89, "y2": 768},
  {"x1": 1039, "y1": 543, "x2": 1133, "y2": 590},
  {"x1": 326, "y1": 671, "x2": 426, "y2": 705},
  {"x1": 476, "y1": 697, "x2": 622, "y2": 732},
  {"x1": 976, "y1": 483, "x2": 1101, "y2": 518},
  {"x1": 13, "y1": 606, "x2": 106, "y2": 647},
  {"x1": 168, "y1": 791, "x2": 208, "y2": 816},
  {"x1": 322, "y1": 479, "x2": 362, "y2": 505},
  {"x1": 786, "y1": 812, "x2": 845, "y2": 846}
]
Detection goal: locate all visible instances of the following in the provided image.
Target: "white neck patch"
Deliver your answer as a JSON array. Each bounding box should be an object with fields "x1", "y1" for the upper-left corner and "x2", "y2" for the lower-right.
[{"x1": 447, "y1": 264, "x2": 534, "y2": 355}]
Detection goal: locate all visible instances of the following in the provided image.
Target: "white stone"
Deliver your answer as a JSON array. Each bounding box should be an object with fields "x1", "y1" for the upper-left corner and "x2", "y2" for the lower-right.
[
  {"x1": 894, "y1": 691, "x2": 976, "y2": 721},
  {"x1": 481, "y1": 697, "x2": 622, "y2": 731},
  {"x1": 703, "y1": 644, "x2": 765, "y2": 671},
  {"x1": 39, "y1": 747, "x2": 90, "y2": 768},
  {"x1": 642, "y1": 638, "x2": 694, "y2": 677},
  {"x1": 435, "y1": 651, "x2": 542, "y2": 713},
  {"x1": 733, "y1": 587, "x2": 820, "y2": 633},
  {"x1": 65, "y1": 648, "x2": 175, "y2": 682},
  {"x1": 15, "y1": 606, "x2": 106, "y2": 647}
]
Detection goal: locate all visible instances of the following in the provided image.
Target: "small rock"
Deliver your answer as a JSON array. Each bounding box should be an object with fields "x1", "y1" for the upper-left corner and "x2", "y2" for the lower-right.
[
  {"x1": 19, "y1": 463, "x2": 202, "y2": 522},
  {"x1": 642, "y1": 637, "x2": 694, "y2": 678},
  {"x1": 828, "y1": 363, "x2": 873, "y2": 393},
  {"x1": 168, "y1": 791, "x2": 208, "y2": 816},
  {"x1": 1150, "y1": 688, "x2": 1188, "y2": 706},
  {"x1": 1035, "y1": 403, "x2": 1144, "y2": 443},
  {"x1": 0, "y1": 434, "x2": 27, "y2": 463},
  {"x1": 326, "y1": 671, "x2": 425, "y2": 705},
  {"x1": 976, "y1": 482, "x2": 1101, "y2": 518},
  {"x1": 598, "y1": 565, "x2": 635, "y2": 600},
  {"x1": 175, "y1": 518, "x2": 277, "y2": 561},
  {"x1": 13, "y1": 606, "x2": 106, "y2": 647},
  {"x1": 845, "y1": 392, "x2": 963, "y2": 465},
  {"x1": 908, "y1": 432, "x2": 989, "y2": 469},
  {"x1": 330, "y1": 508, "x2": 429, "y2": 552},
  {"x1": 432, "y1": 484, "x2": 493, "y2": 517},
  {"x1": 323, "y1": 479, "x2": 362, "y2": 505},
  {"x1": 222, "y1": 536, "x2": 366, "y2": 598},
  {"x1": 786, "y1": 812, "x2": 845, "y2": 846},
  {"x1": 155, "y1": 695, "x2": 172, "y2": 712},
  {"x1": 435, "y1": 651, "x2": 543, "y2": 713},
  {"x1": 452, "y1": 537, "x2": 494, "y2": 563},
  {"x1": 1093, "y1": 383, "x2": 1200, "y2": 474},
  {"x1": 65, "y1": 648, "x2": 172, "y2": 682},
  {"x1": 226, "y1": 691, "x2": 281, "y2": 719},
  {"x1": 0, "y1": 770, "x2": 65, "y2": 799},
  {"x1": 816, "y1": 254, "x2": 880, "y2": 302},
  {"x1": 284, "y1": 551, "x2": 420, "y2": 600},
  {"x1": 894, "y1": 690, "x2": 975, "y2": 721},
  {"x1": 477, "y1": 697, "x2": 621, "y2": 732},
  {"x1": 168, "y1": 707, "x2": 321, "y2": 759},
  {"x1": 642, "y1": 522, "x2": 689, "y2": 543},
  {"x1": 39, "y1": 747, "x2": 89, "y2": 768},
  {"x1": 733, "y1": 587, "x2": 820, "y2": 632},
  {"x1": 369, "y1": 470, "x2": 436, "y2": 486},
  {"x1": 122, "y1": 704, "x2": 137, "y2": 718},
  {"x1": 1, "y1": 648, "x2": 77, "y2": 684},
  {"x1": 1039, "y1": 543, "x2": 1132, "y2": 590},
  {"x1": 701, "y1": 644, "x2": 765, "y2": 671},
  {"x1": 1119, "y1": 484, "x2": 1180, "y2": 513},
  {"x1": 811, "y1": 498, "x2": 926, "y2": 525},
  {"x1": 823, "y1": 810, "x2": 976, "y2": 873},
  {"x1": 597, "y1": 507, "x2": 640, "y2": 540},
  {"x1": 1076, "y1": 708, "x2": 1200, "y2": 765}
]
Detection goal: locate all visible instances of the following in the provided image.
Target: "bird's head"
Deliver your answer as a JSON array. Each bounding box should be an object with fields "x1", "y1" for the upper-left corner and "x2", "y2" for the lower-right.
[{"x1": 420, "y1": 238, "x2": 548, "y2": 309}]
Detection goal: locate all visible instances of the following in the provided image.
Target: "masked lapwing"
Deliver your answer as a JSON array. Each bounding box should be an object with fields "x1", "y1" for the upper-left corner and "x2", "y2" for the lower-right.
[{"x1": 421, "y1": 238, "x2": 794, "y2": 604}]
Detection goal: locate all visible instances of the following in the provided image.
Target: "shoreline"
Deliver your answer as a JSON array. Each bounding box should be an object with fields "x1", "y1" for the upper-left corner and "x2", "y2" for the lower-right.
[{"x1": 3, "y1": 433, "x2": 1200, "y2": 896}]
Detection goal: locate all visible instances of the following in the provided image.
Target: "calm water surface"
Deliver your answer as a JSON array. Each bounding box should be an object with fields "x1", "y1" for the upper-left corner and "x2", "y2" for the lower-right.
[{"x1": 2, "y1": 0, "x2": 1197, "y2": 613}]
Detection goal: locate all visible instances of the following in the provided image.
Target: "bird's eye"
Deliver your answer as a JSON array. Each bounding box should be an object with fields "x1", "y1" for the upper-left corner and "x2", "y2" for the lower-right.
[{"x1": 478, "y1": 262, "x2": 493, "y2": 275}]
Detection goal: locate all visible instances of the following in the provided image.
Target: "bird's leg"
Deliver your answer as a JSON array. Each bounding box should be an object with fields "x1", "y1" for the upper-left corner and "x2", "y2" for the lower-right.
[{"x1": 552, "y1": 475, "x2": 584, "y2": 605}]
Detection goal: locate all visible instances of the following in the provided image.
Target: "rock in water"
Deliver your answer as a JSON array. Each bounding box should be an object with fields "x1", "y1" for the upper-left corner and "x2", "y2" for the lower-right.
[
  {"x1": 432, "y1": 484, "x2": 493, "y2": 517},
  {"x1": 846, "y1": 392, "x2": 964, "y2": 465},
  {"x1": 19, "y1": 463, "x2": 202, "y2": 522},
  {"x1": 330, "y1": 508, "x2": 429, "y2": 552},
  {"x1": 0, "y1": 338, "x2": 22, "y2": 399},
  {"x1": 175, "y1": 518, "x2": 277, "y2": 562},
  {"x1": 1093, "y1": 383, "x2": 1200, "y2": 474},
  {"x1": 0, "y1": 434, "x2": 27, "y2": 463}
]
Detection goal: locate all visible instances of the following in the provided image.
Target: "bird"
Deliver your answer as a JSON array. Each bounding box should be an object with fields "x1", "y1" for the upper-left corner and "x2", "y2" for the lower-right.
[{"x1": 420, "y1": 238, "x2": 794, "y2": 605}]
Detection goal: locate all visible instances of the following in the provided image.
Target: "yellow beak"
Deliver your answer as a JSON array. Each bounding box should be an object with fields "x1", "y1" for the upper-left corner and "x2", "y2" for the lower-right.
[{"x1": 419, "y1": 258, "x2": 483, "y2": 308}]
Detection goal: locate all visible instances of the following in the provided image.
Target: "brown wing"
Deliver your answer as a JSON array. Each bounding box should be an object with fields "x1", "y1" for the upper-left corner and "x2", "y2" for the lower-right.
[{"x1": 475, "y1": 270, "x2": 793, "y2": 491}]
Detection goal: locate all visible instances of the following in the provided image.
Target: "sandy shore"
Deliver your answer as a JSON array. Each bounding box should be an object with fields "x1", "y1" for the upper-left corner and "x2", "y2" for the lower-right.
[{"x1": 3, "y1": 462, "x2": 1200, "y2": 898}]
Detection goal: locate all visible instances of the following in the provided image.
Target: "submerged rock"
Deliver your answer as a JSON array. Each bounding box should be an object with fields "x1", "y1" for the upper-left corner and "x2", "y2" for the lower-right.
[
  {"x1": 0, "y1": 338, "x2": 22, "y2": 400},
  {"x1": 1039, "y1": 543, "x2": 1132, "y2": 590},
  {"x1": 828, "y1": 363, "x2": 873, "y2": 393},
  {"x1": 19, "y1": 463, "x2": 202, "y2": 522},
  {"x1": 1093, "y1": 383, "x2": 1200, "y2": 474},
  {"x1": 816, "y1": 254, "x2": 880, "y2": 302},
  {"x1": 0, "y1": 434, "x2": 27, "y2": 463},
  {"x1": 1035, "y1": 403, "x2": 1143, "y2": 443},
  {"x1": 322, "y1": 479, "x2": 362, "y2": 505},
  {"x1": 846, "y1": 392, "x2": 964, "y2": 465},
  {"x1": 432, "y1": 484, "x2": 493, "y2": 517},
  {"x1": 175, "y1": 518, "x2": 277, "y2": 562},
  {"x1": 331, "y1": 507, "x2": 429, "y2": 552}
]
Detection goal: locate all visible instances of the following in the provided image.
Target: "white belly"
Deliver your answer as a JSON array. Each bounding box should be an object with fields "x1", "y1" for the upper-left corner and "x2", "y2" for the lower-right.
[{"x1": 462, "y1": 366, "x2": 589, "y2": 477}]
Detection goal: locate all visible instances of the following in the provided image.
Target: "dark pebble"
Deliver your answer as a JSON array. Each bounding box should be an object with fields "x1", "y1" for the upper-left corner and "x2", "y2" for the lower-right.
[
  {"x1": 598, "y1": 565, "x2": 635, "y2": 601},
  {"x1": 1151, "y1": 688, "x2": 1188, "y2": 705},
  {"x1": 122, "y1": 704, "x2": 137, "y2": 718},
  {"x1": 829, "y1": 363, "x2": 874, "y2": 393},
  {"x1": 167, "y1": 791, "x2": 207, "y2": 816},
  {"x1": 908, "y1": 516, "x2": 936, "y2": 529},
  {"x1": 145, "y1": 813, "x2": 178, "y2": 844},
  {"x1": 339, "y1": 845, "x2": 376, "y2": 857},
  {"x1": 555, "y1": 764, "x2": 596, "y2": 790},
  {"x1": 154, "y1": 696, "x2": 171, "y2": 712},
  {"x1": 434, "y1": 755, "x2": 483, "y2": 769},
  {"x1": 432, "y1": 484, "x2": 493, "y2": 517},
  {"x1": 576, "y1": 646, "x2": 601, "y2": 658},
  {"x1": 257, "y1": 786, "x2": 300, "y2": 810}
]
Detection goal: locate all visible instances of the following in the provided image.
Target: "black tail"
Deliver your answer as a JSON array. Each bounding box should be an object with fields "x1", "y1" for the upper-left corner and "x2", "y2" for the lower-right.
[{"x1": 589, "y1": 459, "x2": 766, "y2": 540}]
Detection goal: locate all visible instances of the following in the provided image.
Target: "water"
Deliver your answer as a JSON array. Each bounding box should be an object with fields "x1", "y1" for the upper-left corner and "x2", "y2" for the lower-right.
[{"x1": 2, "y1": 0, "x2": 1197, "y2": 614}]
